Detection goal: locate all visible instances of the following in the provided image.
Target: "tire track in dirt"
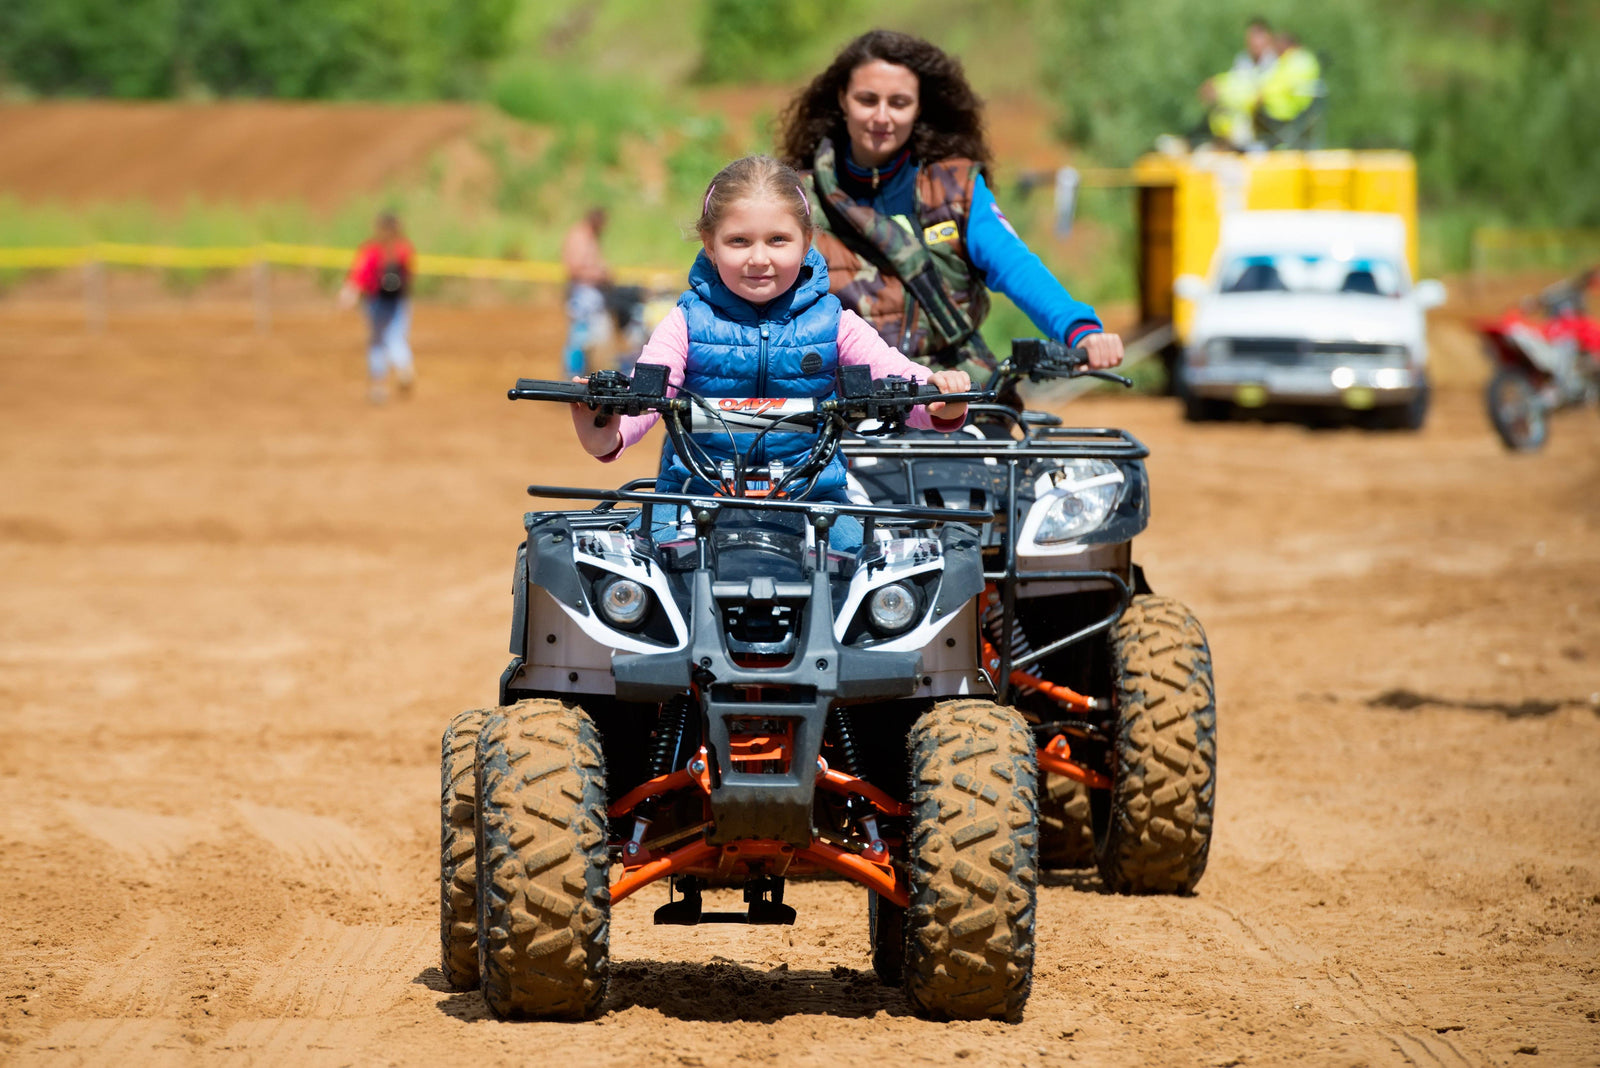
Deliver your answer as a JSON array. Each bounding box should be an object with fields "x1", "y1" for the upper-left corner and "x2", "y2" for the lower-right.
[
  {"x1": 11, "y1": 798, "x2": 411, "y2": 1063},
  {"x1": 9, "y1": 1019, "x2": 187, "y2": 1067},
  {"x1": 1199, "y1": 878, "x2": 1478, "y2": 1066},
  {"x1": 232, "y1": 801, "x2": 391, "y2": 902},
  {"x1": 57, "y1": 802, "x2": 210, "y2": 867},
  {"x1": 247, "y1": 920, "x2": 431, "y2": 1018}
]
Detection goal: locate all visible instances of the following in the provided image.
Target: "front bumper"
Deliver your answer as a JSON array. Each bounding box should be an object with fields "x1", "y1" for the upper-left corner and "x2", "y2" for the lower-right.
[{"x1": 1186, "y1": 359, "x2": 1423, "y2": 409}]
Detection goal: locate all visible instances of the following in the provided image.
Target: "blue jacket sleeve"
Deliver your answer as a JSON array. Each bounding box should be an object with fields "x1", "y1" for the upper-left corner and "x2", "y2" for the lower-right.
[{"x1": 965, "y1": 174, "x2": 1102, "y2": 344}]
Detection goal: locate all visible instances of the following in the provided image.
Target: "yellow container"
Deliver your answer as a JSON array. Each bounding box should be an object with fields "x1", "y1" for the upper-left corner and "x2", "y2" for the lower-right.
[{"x1": 1134, "y1": 150, "x2": 1418, "y2": 342}]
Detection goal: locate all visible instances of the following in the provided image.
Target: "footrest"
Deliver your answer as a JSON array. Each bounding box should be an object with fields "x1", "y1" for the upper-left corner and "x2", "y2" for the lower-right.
[{"x1": 653, "y1": 902, "x2": 797, "y2": 926}]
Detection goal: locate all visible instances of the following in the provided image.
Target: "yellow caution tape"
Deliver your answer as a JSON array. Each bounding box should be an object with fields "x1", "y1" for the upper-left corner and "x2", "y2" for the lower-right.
[{"x1": 0, "y1": 242, "x2": 681, "y2": 286}]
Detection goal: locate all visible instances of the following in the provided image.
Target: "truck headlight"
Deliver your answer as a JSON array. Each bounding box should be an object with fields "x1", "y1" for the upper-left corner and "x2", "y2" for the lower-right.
[
  {"x1": 1032, "y1": 460, "x2": 1122, "y2": 544},
  {"x1": 597, "y1": 576, "x2": 649, "y2": 629},
  {"x1": 867, "y1": 582, "x2": 919, "y2": 635}
]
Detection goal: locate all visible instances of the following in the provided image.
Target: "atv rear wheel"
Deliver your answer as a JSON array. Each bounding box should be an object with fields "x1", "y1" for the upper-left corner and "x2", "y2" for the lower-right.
[
  {"x1": 440, "y1": 707, "x2": 490, "y2": 990},
  {"x1": 868, "y1": 892, "x2": 906, "y2": 984},
  {"x1": 1038, "y1": 773, "x2": 1095, "y2": 869},
  {"x1": 1094, "y1": 595, "x2": 1216, "y2": 894},
  {"x1": 474, "y1": 699, "x2": 610, "y2": 1020},
  {"x1": 1487, "y1": 368, "x2": 1548, "y2": 451},
  {"x1": 904, "y1": 698, "x2": 1038, "y2": 1021}
]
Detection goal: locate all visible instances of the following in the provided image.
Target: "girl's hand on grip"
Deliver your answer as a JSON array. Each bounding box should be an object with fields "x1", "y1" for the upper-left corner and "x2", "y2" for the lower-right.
[
  {"x1": 926, "y1": 369, "x2": 971, "y2": 422},
  {"x1": 569, "y1": 377, "x2": 623, "y2": 457}
]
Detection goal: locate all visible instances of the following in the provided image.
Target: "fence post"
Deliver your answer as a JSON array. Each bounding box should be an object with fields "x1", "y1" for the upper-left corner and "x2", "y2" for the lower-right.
[
  {"x1": 85, "y1": 258, "x2": 106, "y2": 333},
  {"x1": 254, "y1": 259, "x2": 272, "y2": 334}
]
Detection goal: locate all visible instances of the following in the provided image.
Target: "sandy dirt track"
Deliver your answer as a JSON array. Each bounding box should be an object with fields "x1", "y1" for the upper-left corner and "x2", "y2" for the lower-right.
[
  {"x1": 0, "y1": 103, "x2": 481, "y2": 208},
  {"x1": 1, "y1": 304, "x2": 1597, "y2": 1067}
]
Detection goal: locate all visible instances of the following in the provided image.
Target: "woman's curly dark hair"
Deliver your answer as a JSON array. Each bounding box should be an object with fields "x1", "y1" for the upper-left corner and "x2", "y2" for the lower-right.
[{"x1": 777, "y1": 30, "x2": 990, "y2": 170}]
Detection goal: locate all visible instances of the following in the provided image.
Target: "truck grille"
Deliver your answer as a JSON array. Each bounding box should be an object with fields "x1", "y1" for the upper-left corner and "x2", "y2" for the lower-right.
[{"x1": 1221, "y1": 338, "x2": 1406, "y2": 365}]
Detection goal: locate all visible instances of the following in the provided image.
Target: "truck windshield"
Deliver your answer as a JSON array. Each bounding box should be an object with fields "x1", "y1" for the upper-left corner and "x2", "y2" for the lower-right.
[{"x1": 1219, "y1": 255, "x2": 1404, "y2": 297}]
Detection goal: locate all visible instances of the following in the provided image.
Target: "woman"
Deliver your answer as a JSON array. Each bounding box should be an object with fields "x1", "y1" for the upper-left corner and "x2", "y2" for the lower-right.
[{"x1": 778, "y1": 29, "x2": 1123, "y2": 385}]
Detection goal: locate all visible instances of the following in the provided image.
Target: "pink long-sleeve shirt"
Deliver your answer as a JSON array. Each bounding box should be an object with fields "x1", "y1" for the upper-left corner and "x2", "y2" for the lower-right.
[{"x1": 601, "y1": 307, "x2": 962, "y2": 460}]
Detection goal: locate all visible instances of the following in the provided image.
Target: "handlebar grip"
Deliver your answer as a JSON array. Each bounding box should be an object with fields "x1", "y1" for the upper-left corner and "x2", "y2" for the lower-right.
[{"x1": 1011, "y1": 338, "x2": 1089, "y2": 368}]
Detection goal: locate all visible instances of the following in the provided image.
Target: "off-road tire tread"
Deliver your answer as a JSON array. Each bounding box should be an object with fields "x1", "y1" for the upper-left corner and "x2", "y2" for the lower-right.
[
  {"x1": 474, "y1": 699, "x2": 609, "y2": 1019},
  {"x1": 1038, "y1": 772, "x2": 1095, "y2": 869},
  {"x1": 904, "y1": 698, "x2": 1038, "y2": 1021},
  {"x1": 1486, "y1": 368, "x2": 1547, "y2": 451},
  {"x1": 1097, "y1": 595, "x2": 1216, "y2": 894},
  {"x1": 440, "y1": 707, "x2": 489, "y2": 990}
]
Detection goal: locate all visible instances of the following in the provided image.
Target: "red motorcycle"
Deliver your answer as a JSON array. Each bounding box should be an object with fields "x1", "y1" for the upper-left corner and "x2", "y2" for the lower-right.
[{"x1": 1480, "y1": 268, "x2": 1600, "y2": 451}]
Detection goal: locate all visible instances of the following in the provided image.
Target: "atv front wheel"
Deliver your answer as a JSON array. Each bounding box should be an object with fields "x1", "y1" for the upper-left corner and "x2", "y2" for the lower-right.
[
  {"x1": 904, "y1": 699, "x2": 1038, "y2": 1021},
  {"x1": 1487, "y1": 368, "x2": 1548, "y2": 451},
  {"x1": 1095, "y1": 595, "x2": 1216, "y2": 894},
  {"x1": 440, "y1": 707, "x2": 490, "y2": 990},
  {"x1": 474, "y1": 699, "x2": 610, "y2": 1019},
  {"x1": 1038, "y1": 773, "x2": 1095, "y2": 869}
]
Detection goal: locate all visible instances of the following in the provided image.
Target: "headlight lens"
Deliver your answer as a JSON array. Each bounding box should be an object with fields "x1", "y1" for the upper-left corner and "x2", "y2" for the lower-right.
[
  {"x1": 1033, "y1": 459, "x2": 1122, "y2": 544},
  {"x1": 597, "y1": 576, "x2": 649, "y2": 629},
  {"x1": 867, "y1": 582, "x2": 919, "y2": 635}
]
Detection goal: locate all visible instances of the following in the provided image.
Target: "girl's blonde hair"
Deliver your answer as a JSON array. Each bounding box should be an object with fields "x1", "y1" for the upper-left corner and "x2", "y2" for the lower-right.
[{"x1": 695, "y1": 155, "x2": 814, "y2": 239}]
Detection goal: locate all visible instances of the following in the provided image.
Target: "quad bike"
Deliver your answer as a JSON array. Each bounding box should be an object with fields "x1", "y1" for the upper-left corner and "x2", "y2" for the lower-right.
[
  {"x1": 441, "y1": 364, "x2": 1051, "y2": 1022},
  {"x1": 846, "y1": 340, "x2": 1217, "y2": 891},
  {"x1": 1480, "y1": 268, "x2": 1600, "y2": 451}
]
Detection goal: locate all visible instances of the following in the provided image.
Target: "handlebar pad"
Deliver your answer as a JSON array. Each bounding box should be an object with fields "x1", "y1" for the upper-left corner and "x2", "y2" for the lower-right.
[{"x1": 1010, "y1": 339, "x2": 1089, "y2": 375}]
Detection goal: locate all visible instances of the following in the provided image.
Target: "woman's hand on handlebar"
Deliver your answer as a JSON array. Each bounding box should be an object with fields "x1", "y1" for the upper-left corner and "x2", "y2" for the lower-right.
[
  {"x1": 925, "y1": 369, "x2": 972, "y2": 422},
  {"x1": 569, "y1": 376, "x2": 624, "y2": 458},
  {"x1": 1082, "y1": 332, "x2": 1124, "y2": 369}
]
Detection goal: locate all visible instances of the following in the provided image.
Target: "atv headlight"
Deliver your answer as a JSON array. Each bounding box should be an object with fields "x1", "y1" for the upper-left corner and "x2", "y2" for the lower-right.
[
  {"x1": 597, "y1": 576, "x2": 649, "y2": 629},
  {"x1": 1032, "y1": 459, "x2": 1122, "y2": 544},
  {"x1": 867, "y1": 582, "x2": 919, "y2": 635}
]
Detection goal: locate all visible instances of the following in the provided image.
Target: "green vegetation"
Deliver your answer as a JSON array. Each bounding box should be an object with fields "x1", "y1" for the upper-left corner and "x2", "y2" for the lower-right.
[
  {"x1": 1047, "y1": 0, "x2": 1600, "y2": 229},
  {"x1": 694, "y1": 0, "x2": 859, "y2": 83},
  {"x1": 0, "y1": 0, "x2": 514, "y2": 98},
  {"x1": 3, "y1": 0, "x2": 1595, "y2": 287}
]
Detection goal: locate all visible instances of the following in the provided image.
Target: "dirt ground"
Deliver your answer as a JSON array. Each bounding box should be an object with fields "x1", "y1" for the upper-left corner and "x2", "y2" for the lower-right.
[
  {"x1": 0, "y1": 103, "x2": 482, "y2": 209},
  {"x1": 0, "y1": 302, "x2": 1597, "y2": 1067}
]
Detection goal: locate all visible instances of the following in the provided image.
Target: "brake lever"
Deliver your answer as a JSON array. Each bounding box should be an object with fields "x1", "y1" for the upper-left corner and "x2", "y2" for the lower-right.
[{"x1": 1074, "y1": 369, "x2": 1135, "y2": 388}]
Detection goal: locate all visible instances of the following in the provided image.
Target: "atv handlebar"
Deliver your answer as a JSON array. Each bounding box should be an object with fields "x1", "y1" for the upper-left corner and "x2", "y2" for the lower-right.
[
  {"x1": 509, "y1": 364, "x2": 990, "y2": 425},
  {"x1": 988, "y1": 339, "x2": 1135, "y2": 390},
  {"x1": 510, "y1": 364, "x2": 993, "y2": 501}
]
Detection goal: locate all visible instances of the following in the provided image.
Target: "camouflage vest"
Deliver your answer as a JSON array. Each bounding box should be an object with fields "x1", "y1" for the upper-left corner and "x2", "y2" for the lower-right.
[{"x1": 803, "y1": 138, "x2": 995, "y2": 375}]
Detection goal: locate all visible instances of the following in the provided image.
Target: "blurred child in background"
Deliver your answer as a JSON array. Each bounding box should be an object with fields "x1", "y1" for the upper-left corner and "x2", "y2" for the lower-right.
[
  {"x1": 561, "y1": 207, "x2": 613, "y2": 376},
  {"x1": 340, "y1": 211, "x2": 415, "y2": 403}
]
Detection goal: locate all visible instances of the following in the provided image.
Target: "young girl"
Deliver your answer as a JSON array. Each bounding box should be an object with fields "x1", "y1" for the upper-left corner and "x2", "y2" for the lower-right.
[{"x1": 569, "y1": 155, "x2": 971, "y2": 544}]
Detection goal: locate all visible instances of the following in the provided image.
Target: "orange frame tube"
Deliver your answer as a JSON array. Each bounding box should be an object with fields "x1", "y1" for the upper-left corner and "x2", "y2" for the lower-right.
[
  {"x1": 1037, "y1": 733, "x2": 1112, "y2": 790},
  {"x1": 609, "y1": 836, "x2": 909, "y2": 908}
]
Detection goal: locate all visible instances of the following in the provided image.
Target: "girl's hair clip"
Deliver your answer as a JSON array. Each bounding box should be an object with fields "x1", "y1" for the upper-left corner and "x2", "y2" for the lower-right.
[
  {"x1": 702, "y1": 182, "x2": 717, "y2": 217},
  {"x1": 795, "y1": 183, "x2": 812, "y2": 217}
]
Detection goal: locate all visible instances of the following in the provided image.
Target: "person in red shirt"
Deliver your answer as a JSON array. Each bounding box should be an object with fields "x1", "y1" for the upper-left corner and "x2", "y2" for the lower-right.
[{"x1": 339, "y1": 212, "x2": 415, "y2": 403}]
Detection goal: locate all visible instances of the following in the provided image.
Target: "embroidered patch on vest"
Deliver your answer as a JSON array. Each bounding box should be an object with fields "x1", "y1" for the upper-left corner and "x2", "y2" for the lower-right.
[
  {"x1": 800, "y1": 351, "x2": 824, "y2": 374},
  {"x1": 923, "y1": 220, "x2": 960, "y2": 246}
]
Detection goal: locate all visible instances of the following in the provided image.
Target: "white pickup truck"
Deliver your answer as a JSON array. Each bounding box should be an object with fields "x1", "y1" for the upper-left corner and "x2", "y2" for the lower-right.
[{"x1": 1174, "y1": 211, "x2": 1446, "y2": 428}]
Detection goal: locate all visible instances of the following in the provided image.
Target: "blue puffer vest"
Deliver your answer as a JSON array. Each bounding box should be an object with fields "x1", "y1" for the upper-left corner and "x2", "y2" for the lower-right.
[{"x1": 658, "y1": 247, "x2": 848, "y2": 497}]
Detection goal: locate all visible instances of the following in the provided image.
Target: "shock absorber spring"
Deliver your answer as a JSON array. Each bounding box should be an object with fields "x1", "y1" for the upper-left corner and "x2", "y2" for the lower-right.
[
  {"x1": 983, "y1": 584, "x2": 1035, "y2": 661},
  {"x1": 829, "y1": 707, "x2": 862, "y2": 777},
  {"x1": 651, "y1": 695, "x2": 691, "y2": 777}
]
